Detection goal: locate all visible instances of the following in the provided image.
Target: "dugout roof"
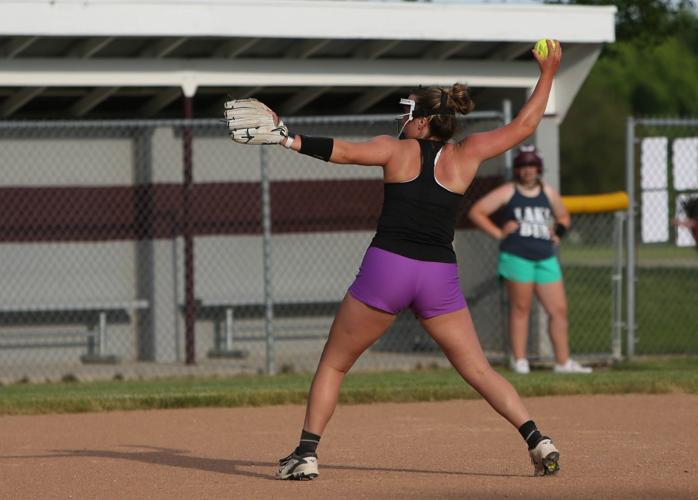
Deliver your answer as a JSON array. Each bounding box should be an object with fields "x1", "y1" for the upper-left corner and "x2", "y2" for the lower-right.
[{"x1": 0, "y1": 0, "x2": 616, "y2": 120}]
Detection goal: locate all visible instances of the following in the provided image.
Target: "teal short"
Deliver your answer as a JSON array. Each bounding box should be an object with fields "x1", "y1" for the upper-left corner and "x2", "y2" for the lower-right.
[{"x1": 497, "y1": 251, "x2": 562, "y2": 284}]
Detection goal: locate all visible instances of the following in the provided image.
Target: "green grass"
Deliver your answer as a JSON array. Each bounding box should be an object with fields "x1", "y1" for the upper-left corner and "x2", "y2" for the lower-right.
[
  {"x1": 562, "y1": 264, "x2": 698, "y2": 355},
  {"x1": 560, "y1": 246, "x2": 616, "y2": 264},
  {"x1": 634, "y1": 266, "x2": 698, "y2": 353},
  {"x1": 561, "y1": 243, "x2": 698, "y2": 263},
  {"x1": 636, "y1": 244, "x2": 698, "y2": 262},
  {"x1": 1, "y1": 358, "x2": 696, "y2": 416},
  {"x1": 564, "y1": 266, "x2": 616, "y2": 353}
]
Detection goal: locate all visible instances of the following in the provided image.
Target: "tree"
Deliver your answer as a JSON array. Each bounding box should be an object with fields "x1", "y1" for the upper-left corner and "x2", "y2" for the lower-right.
[
  {"x1": 546, "y1": 0, "x2": 696, "y2": 46},
  {"x1": 557, "y1": 2, "x2": 698, "y2": 194}
]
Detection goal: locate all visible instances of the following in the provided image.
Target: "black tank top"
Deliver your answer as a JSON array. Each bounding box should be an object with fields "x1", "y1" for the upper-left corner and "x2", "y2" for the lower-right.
[
  {"x1": 499, "y1": 185, "x2": 555, "y2": 260},
  {"x1": 370, "y1": 140, "x2": 464, "y2": 263}
]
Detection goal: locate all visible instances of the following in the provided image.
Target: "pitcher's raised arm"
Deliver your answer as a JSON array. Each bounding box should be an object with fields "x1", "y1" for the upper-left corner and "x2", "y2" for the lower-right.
[{"x1": 457, "y1": 40, "x2": 562, "y2": 168}]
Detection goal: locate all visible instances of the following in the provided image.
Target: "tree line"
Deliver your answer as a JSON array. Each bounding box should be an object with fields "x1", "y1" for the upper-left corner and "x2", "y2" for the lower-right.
[
  {"x1": 403, "y1": 0, "x2": 697, "y2": 193},
  {"x1": 555, "y1": 0, "x2": 698, "y2": 193}
]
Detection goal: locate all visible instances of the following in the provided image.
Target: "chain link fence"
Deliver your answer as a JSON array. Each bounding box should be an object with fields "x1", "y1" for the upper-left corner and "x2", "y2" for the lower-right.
[
  {"x1": 626, "y1": 118, "x2": 698, "y2": 357},
  {"x1": 0, "y1": 115, "x2": 625, "y2": 382},
  {"x1": 558, "y1": 209, "x2": 625, "y2": 362}
]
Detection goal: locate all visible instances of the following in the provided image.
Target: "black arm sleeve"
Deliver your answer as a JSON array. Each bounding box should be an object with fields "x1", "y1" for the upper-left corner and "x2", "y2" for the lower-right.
[{"x1": 299, "y1": 136, "x2": 334, "y2": 162}]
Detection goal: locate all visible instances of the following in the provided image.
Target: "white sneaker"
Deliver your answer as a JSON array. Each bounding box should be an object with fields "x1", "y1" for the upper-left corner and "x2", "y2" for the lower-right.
[
  {"x1": 554, "y1": 359, "x2": 592, "y2": 374},
  {"x1": 276, "y1": 452, "x2": 319, "y2": 480},
  {"x1": 510, "y1": 358, "x2": 530, "y2": 374},
  {"x1": 529, "y1": 438, "x2": 560, "y2": 476}
]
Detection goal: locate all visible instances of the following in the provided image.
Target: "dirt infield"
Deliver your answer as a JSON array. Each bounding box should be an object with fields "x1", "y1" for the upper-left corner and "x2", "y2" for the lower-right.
[{"x1": 1, "y1": 394, "x2": 696, "y2": 499}]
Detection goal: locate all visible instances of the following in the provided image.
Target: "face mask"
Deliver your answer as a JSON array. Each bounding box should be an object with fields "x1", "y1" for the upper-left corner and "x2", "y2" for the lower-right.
[{"x1": 395, "y1": 98, "x2": 416, "y2": 139}]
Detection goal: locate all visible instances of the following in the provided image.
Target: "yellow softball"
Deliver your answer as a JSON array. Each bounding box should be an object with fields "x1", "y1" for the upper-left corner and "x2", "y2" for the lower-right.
[{"x1": 534, "y1": 39, "x2": 556, "y2": 59}]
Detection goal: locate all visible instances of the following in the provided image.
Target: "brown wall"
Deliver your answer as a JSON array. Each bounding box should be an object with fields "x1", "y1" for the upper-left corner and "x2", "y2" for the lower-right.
[{"x1": 0, "y1": 177, "x2": 502, "y2": 242}]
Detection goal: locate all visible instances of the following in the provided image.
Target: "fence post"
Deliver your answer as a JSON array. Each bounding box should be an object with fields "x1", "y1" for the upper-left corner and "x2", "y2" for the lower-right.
[
  {"x1": 502, "y1": 99, "x2": 513, "y2": 181},
  {"x1": 625, "y1": 116, "x2": 636, "y2": 359},
  {"x1": 171, "y1": 212, "x2": 181, "y2": 362},
  {"x1": 133, "y1": 127, "x2": 156, "y2": 361},
  {"x1": 611, "y1": 211, "x2": 625, "y2": 360},
  {"x1": 260, "y1": 145, "x2": 275, "y2": 375},
  {"x1": 182, "y1": 97, "x2": 196, "y2": 364}
]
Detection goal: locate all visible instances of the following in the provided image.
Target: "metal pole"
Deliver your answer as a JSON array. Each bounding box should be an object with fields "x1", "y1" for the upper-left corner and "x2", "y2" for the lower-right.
[
  {"x1": 625, "y1": 117, "x2": 636, "y2": 359},
  {"x1": 611, "y1": 212, "x2": 625, "y2": 360},
  {"x1": 502, "y1": 99, "x2": 513, "y2": 181},
  {"x1": 133, "y1": 128, "x2": 156, "y2": 361},
  {"x1": 500, "y1": 98, "x2": 514, "y2": 360},
  {"x1": 260, "y1": 146, "x2": 275, "y2": 375},
  {"x1": 183, "y1": 96, "x2": 196, "y2": 364},
  {"x1": 225, "y1": 308, "x2": 234, "y2": 351},
  {"x1": 0, "y1": 111, "x2": 507, "y2": 131},
  {"x1": 98, "y1": 312, "x2": 106, "y2": 357},
  {"x1": 171, "y1": 212, "x2": 181, "y2": 362}
]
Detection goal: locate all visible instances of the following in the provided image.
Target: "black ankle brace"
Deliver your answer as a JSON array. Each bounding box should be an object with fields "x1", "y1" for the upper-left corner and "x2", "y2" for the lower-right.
[
  {"x1": 296, "y1": 429, "x2": 321, "y2": 455},
  {"x1": 518, "y1": 420, "x2": 543, "y2": 450}
]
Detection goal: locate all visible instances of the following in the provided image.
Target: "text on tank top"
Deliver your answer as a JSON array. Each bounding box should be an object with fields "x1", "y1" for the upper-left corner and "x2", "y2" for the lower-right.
[{"x1": 499, "y1": 184, "x2": 555, "y2": 261}]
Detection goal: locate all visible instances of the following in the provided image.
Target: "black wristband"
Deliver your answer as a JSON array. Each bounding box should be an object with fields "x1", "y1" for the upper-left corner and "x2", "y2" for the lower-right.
[
  {"x1": 299, "y1": 135, "x2": 334, "y2": 162},
  {"x1": 554, "y1": 223, "x2": 567, "y2": 239}
]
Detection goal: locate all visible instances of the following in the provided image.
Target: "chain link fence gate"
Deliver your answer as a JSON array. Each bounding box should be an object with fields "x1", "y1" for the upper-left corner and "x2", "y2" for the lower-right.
[
  {"x1": 0, "y1": 113, "x2": 623, "y2": 382},
  {"x1": 626, "y1": 117, "x2": 698, "y2": 358},
  {"x1": 556, "y1": 201, "x2": 627, "y2": 364}
]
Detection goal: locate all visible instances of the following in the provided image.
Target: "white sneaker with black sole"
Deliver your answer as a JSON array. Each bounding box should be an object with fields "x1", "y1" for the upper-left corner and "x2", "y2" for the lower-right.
[
  {"x1": 529, "y1": 438, "x2": 560, "y2": 476},
  {"x1": 276, "y1": 452, "x2": 319, "y2": 480}
]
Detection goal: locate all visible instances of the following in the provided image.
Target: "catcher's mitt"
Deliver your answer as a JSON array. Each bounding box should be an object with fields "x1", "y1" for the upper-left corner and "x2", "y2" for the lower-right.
[{"x1": 223, "y1": 98, "x2": 289, "y2": 145}]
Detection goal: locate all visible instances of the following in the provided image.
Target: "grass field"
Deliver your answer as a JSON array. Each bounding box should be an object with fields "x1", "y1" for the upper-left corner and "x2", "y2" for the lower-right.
[
  {"x1": 0, "y1": 358, "x2": 696, "y2": 416},
  {"x1": 634, "y1": 266, "x2": 698, "y2": 353},
  {"x1": 563, "y1": 264, "x2": 698, "y2": 354},
  {"x1": 560, "y1": 238, "x2": 698, "y2": 356},
  {"x1": 563, "y1": 266, "x2": 616, "y2": 353},
  {"x1": 561, "y1": 243, "x2": 698, "y2": 264}
]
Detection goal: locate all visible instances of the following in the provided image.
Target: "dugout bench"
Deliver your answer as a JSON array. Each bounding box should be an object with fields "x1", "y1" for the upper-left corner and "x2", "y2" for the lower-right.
[
  {"x1": 192, "y1": 276, "x2": 500, "y2": 357},
  {"x1": 0, "y1": 300, "x2": 149, "y2": 363},
  {"x1": 188, "y1": 295, "x2": 341, "y2": 359},
  {"x1": 193, "y1": 295, "x2": 480, "y2": 357}
]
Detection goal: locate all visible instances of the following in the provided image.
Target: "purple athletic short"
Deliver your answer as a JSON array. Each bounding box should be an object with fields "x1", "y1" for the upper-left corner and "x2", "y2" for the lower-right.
[{"x1": 348, "y1": 247, "x2": 467, "y2": 319}]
